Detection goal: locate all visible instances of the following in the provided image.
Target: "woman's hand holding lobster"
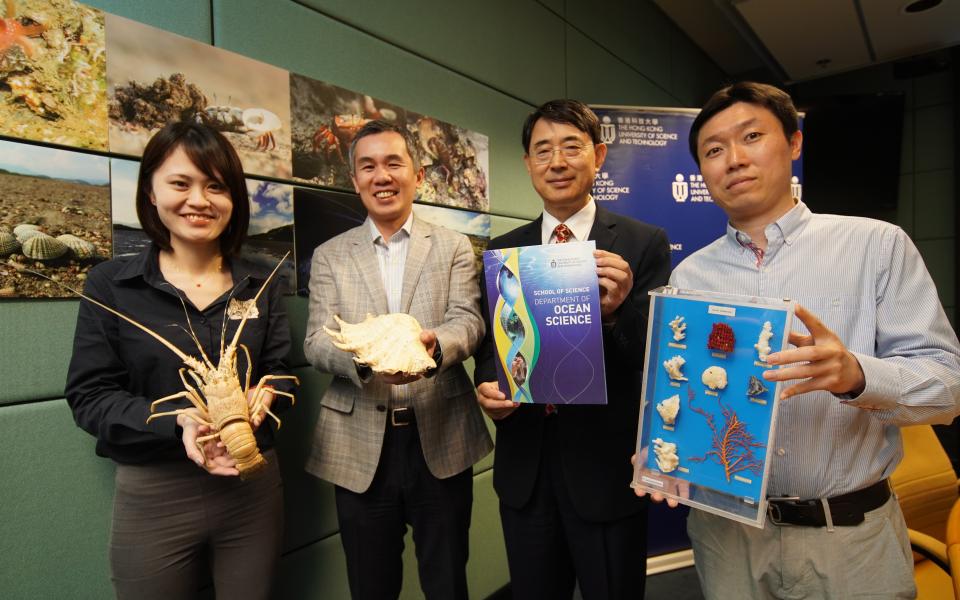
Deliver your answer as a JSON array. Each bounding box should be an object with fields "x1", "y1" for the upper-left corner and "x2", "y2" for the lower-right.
[{"x1": 178, "y1": 409, "x2": 239, "y2": 477}]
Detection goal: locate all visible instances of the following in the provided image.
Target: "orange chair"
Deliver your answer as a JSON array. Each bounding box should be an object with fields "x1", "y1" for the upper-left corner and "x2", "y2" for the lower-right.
[{"x1": 891, "y1": 425, "x2": 960, "y2": 599}]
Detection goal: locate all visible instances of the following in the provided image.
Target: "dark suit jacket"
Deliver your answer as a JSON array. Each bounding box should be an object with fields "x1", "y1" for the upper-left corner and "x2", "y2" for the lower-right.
[{"x1": 474, "y1": 206, "x2": 671, "y2": 522}]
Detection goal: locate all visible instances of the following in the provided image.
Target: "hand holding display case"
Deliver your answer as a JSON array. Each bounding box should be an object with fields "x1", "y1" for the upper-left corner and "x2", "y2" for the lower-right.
[{"x1": 632, "y1": 286, "x2": 795, "y2": 527}]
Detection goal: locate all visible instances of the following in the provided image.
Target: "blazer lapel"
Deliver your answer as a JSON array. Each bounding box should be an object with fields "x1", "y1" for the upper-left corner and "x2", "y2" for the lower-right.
[
  {"x1": 588, "y1": 206, "x2": 617, "y2": 251},
  {"x1": 400, "y1": 218, "x2": 432, "y2": 313},
  {"x1": 519, "y1": 216, "x2": 543, "y2": 246},
  {"x1": 349, "y1": 226, "x2": 389, "y2": 314}
]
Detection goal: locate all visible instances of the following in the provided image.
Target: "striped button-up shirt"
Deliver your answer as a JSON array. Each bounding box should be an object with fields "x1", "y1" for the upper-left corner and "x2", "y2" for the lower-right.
[
  {"x1": 671, "y1": 200, "x2": 960, "y2": 499},
  {"x1": 368, "y1": 214, "x2": 412, "y2": 405}
]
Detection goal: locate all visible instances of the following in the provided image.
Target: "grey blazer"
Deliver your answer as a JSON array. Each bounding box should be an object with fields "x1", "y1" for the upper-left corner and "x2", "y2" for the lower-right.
[{"x1": 303, "y1": 217, "x2": 492, "y2": 493}]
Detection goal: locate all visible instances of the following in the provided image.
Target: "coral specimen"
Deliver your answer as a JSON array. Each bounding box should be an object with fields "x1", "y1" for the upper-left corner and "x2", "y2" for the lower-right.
[
  {"x1": 755, "y1": 321, "x2": 773, "y2": 362},
  {"x1": 668, "y1": 315, "x2": 686, "y2": 342},
  {"x1": 688, "y1": 395, "x2": 765, "y2": 483},
  {"x1": 707, "y1": 322, "x2": 735, "y2": 353},
  {"x1": 663, "y1": 355, "x2": 688, "y2": 381},
  {"x1": 701, "y1": 366, "x2": 728, "y2": 391},
  {"x1": 653, "y1": 438, "x2": 679, "y2": 473},
  {"x1": 656, "y1": 394, "x2": 680, "y2": 425},
  {"x1": 746, "y1": 375, "x2": 768, "y2": 397}
]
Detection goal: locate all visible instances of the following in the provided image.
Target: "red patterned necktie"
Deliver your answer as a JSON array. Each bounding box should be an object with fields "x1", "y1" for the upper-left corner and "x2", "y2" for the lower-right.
[{"x1": 545, "y1": 223, "x2": 573, "y2": 416}]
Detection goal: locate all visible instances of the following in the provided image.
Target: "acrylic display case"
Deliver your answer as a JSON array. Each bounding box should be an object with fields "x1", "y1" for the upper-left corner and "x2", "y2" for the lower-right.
[{"x1": 632, "y1": 286, "x2": 795, "y2": 527}]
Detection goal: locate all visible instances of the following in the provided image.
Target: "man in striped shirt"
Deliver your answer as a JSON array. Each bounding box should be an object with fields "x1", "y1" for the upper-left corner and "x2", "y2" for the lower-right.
[{"x1": 662, "y1": 82, "x2": 960, "y2": 598}]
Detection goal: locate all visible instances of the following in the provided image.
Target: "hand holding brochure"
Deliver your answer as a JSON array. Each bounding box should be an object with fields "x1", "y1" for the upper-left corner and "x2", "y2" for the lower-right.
[{"x1": 482, "y1": 241, "x2": 607, "y2": 405}]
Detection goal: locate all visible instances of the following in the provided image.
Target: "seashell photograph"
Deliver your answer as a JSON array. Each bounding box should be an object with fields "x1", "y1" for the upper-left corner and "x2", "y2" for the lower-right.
[
  {"x1": 0, "y1": 0, "x2": 108, "y2": 150},
  {"x1": 110, "y1": 158, "x2": 296, "y2": 294},
  {"x1": 105, "y1": 13, "x2": 291, "y2": 178},
  {"x1": 0, "y1": 138, "x2": 110, "y2": 298}
]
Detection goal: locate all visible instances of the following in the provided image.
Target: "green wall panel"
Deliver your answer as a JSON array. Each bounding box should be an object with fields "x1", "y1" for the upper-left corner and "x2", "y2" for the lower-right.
[
  {"x1": 915, "y1": 69, "x2": 954, "y2": 109},
  {"x1": 901, "y1": 110, "x2": 915, "y2": 175},
  {"x1": 668, "y1": 27, "x2": 725, "y2": 108},
  {"x1": 275, "y1": 534, "x2": 352, "y2": 599},
  {"x1": 212, "y1": 0, "x2": 541, "y2": 220},
  {"x1": 0, "y1": 400, "x2": 114, "y2": 600},
  {"x1": 538, "y1": 0, "x2": 564, "y2": 16},
  {"x1": 491, "y1": 214, "x2": 533, "y2": 237},
  {"x1": 0, "y1": 299, "x2": 78, "y2": 404},
  {"x1": 915, "y1": 103, "x2": 955, "y2": 172},
  {"x1": 284, "y1": 295, "x2": 310, "y2": 368},
  {"x1": 85, "y1": 0, "x2": 212, "y2": 42},
  {"x1": 898, "y1": 173, "x2": 915, "y2": 236},
  {"x1": 277, "y1": 366, "x2": 340, "y2": 549},
  {"x1": 565, "y1": 0, "x2": 674, "y2": 97},
  {"x1": 914, "y1": 169, "x2": 956, "y2": 240},
  {"x1": 464, "y1": 469, "x2": 509, "y2": 598},
  {"x1": 916, "y1": 238, "x2": 956, "y2": 308},
  {"x1": 565, "y1": 26, "x2": 676, "y2": 108},
  {"x1": 292, "y1": 0, "x2": 567, "y2": 104}
]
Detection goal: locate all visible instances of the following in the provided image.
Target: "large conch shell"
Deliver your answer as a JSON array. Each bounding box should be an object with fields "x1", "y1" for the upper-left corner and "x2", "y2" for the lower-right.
[{"x1": 324, "y1": 313, "x2": 436, "y2": 375}]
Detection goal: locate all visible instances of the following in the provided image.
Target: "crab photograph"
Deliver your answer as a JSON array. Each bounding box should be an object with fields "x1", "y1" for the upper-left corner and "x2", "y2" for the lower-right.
[
  {"x1": 0, "y1": 138, "x2": 110, "y2": 299},
  {"x1": 290, "y1": 74, "x2": 407, "y2": 190},
  {"x1": 0, "y1": 0, "x2": 108, "y2": 150},
  {"x1": 407, "y1": 112, "x2": 490, "y2": 212},
  {"x1": 105, "y1": 13, "x2": 291, "y2": 178}
]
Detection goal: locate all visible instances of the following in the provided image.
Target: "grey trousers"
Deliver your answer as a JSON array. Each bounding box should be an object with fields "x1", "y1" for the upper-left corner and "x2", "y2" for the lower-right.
[
  {"x1": 109, "y1": 450, "x2": 284, "y2": 600},
  {"x1": 688, "y1": 494, "x2": 916, "y2": 599}
]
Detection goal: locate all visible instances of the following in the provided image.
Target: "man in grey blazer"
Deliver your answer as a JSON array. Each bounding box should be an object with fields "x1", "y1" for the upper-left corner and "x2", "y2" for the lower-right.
[{"x1": 304, "y1": 120, "x2": 492, "y2": 600}]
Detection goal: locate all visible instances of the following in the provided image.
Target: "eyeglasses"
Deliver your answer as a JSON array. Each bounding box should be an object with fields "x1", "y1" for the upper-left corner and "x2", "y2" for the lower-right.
[{"x1": 530, "y1": 143, "x2": 592, "y2": 165}]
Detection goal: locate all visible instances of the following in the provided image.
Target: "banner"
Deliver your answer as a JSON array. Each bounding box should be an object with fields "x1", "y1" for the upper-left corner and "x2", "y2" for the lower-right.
[{"x1": 590, "y1": 106, "x2": 803, "y2": 267}]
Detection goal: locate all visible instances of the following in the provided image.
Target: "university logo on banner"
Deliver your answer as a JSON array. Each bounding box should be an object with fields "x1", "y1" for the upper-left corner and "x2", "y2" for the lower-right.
[
  {"x1": 672, "y1": 174, "x2": 689, "y2": 203},
  {"x1": 599, "y1": 116, "x2": 616, "y2": 144}
]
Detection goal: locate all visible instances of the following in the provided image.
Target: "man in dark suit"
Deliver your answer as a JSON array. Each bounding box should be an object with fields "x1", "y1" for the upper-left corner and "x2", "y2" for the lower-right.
[{"x1": 474, "y1": 99, "x2": 671, "y2": 599}]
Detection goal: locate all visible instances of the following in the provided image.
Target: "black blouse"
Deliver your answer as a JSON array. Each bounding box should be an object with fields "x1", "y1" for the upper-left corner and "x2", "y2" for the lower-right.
[{"x1": 65, "y1": 245, "x2": 294, "y2": 464}]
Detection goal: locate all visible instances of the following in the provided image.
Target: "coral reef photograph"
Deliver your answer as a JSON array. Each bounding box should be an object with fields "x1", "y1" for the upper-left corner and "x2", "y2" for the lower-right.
[{"x1": 0, "y1": 0, "x2": 107, "y2": 149}]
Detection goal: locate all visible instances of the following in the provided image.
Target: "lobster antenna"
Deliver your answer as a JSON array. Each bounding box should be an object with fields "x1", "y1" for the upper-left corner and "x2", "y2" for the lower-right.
[
  {"x1": 161, "y1": 281, "x2": 214, "y2": 368},
  {"x1": 25, "y1": 268, "x2": 193, "y2": 364},
  {"x1": 220, "y1": 274, "x2": 249, "y2": 359},
  {"x1": 226, "y1": 252, "x2": 289, "y2": 350}
]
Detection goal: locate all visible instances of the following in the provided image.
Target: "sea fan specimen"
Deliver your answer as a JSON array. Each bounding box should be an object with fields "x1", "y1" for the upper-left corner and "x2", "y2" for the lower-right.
[{"x1": 687, "y1": 394, "x2": 764, "y2": 483}]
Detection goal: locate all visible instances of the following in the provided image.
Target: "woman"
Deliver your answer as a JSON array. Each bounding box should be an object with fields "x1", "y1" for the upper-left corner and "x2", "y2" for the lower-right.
[{"x1": 65, "y1": 121, "x2": 293, "y2": 599}]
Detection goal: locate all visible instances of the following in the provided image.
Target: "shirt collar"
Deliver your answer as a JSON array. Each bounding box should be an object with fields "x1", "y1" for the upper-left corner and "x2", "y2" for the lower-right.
[
  {"x1": 541, "y1": 197, "x2": 597, "y2": 244},
  {"x1": 113, "y1": 243, "x2": 268, "y2": 290},
  {"x1": 727, "y1": 199, "x2": 812, "y2": 250},
  {"x1": 367, "y1": 212, "x2": 414, "y2": 245}
]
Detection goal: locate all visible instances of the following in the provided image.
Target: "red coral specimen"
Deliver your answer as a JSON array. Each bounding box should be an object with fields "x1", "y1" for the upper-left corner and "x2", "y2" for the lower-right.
[
  {"x1": 688, "y1": 392, "x2": 764, "y2": 482},
  {"x1": 707, "y1": 322, "x2": 735, "y2": 353}
]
